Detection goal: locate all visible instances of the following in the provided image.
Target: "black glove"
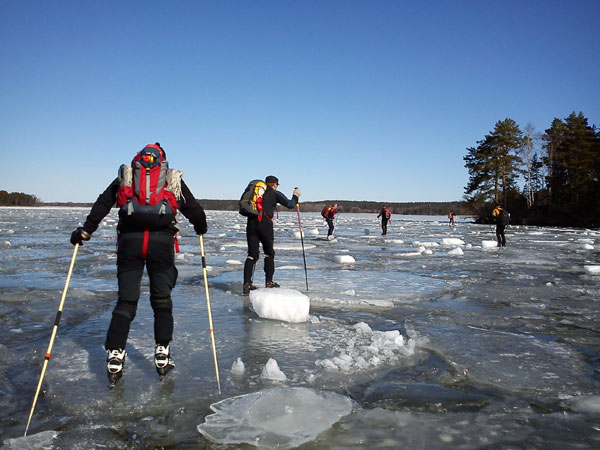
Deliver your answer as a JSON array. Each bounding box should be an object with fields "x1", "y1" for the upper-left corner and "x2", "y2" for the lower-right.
[
  {"x1": 70, "y1": 227, "x2": 91, "y2": 246},
  {"x1": 194, "y1": 222, "x2": 208, "y2": 236}
]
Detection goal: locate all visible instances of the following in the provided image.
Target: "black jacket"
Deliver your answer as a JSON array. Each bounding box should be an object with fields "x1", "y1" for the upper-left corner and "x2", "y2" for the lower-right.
[{"x1": 260, "y1": 187, "x2": 298, "y2": 219}]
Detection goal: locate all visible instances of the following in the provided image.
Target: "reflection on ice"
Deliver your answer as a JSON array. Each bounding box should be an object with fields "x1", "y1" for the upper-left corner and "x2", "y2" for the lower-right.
[{"x1": 197, "y1": 387, "x2": 352, "y2": 448}]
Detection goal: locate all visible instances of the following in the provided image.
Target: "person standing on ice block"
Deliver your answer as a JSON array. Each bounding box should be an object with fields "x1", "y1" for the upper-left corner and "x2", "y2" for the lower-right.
[
  {"x1": 70, "y1": 143, "x2": 208, "y2": 385},
  {"x1": 242, "y1": 175, "x2": 300, "y2": 294}
]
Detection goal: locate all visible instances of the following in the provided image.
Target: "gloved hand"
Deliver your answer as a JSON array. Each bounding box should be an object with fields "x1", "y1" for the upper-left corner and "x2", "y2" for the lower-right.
[
  {"x1": 194, "y1": 222, "x2": 208, "y2": 235},
  {"x1": 293, "y1": 187, "x2": 301, "y2": 198},
  {"x1": 70, "y1": 227, "x2": 91, "y2": 246}
]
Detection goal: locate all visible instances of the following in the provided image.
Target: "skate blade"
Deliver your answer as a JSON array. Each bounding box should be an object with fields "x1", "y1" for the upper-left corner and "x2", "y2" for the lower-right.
[{"x1": 107, "y1": 372, "x2": 122, "y2": 388}]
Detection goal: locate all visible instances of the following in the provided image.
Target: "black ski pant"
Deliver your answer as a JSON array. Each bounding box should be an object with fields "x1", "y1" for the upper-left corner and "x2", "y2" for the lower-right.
[
  {"x1": 496, "y1": 224, "x2": 506, "y2": 247},
  {"x1": 105, "y1": 231, "x2": 178, "y2": 351},
  {"x1": 244, "y1": 217, "x2": 275, "y2": 285},
  {"x1": 381, "y1": 219, "x2": 388, "y2": 235},
  {"x1": 326, "y1": 217, "x2": 335, "y2": 236}
]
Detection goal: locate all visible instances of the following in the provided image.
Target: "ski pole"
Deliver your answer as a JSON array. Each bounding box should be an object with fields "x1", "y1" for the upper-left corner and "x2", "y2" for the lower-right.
[
  {"x1": 199, "y1": 235, "x2": 221, "y2": 394},
  {"x1": 25, "y1": 243, "x2": 79, "y2": 436},
  {"x1": 295, "y1": 202, "x2": 309, "y2": 291}
]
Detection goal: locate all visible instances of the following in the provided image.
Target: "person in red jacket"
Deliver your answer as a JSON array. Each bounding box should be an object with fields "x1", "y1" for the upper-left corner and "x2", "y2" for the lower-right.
[
  {"x1": 323, "y1": 203, "x2": 339, "y2": 238},
  {"x1": 70, "y1": 143, "x2": 208, "y2": 385}
]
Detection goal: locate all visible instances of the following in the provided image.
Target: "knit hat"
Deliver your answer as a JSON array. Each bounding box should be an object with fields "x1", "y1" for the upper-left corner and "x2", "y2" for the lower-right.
[{"x1": 265, "y1": 175, "x2": 279, "y2": 184}]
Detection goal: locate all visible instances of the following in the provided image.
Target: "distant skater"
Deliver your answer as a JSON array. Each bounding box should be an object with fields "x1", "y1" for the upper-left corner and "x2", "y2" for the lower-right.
[
  {"x1": 377, "y1": 205, "x2": 391, "y2": 235},
  {"x1": 321, "y1": 203, "x2": 339, "y2": 238},
  {"x1": 492, "y1": 204, "x2": 509, "y2": 247},
  {"x1": 448, "y1": 210, "x2": 455, "y2": 227}
]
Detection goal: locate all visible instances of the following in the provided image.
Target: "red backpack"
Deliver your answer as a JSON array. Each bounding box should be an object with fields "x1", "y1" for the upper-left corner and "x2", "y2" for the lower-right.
[{"x1": 117, "y1": 144, "x2": 178, "y2": 228}]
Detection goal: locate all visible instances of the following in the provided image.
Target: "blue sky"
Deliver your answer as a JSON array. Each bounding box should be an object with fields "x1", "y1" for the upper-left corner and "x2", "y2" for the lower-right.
[{"x1": 1, "y1": 1, "x2": 598, "y2": 203}]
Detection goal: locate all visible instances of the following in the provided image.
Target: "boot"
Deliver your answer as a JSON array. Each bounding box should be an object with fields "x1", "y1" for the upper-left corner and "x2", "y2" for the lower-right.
[
  {"x1": 154, "y1": 344, "x2": 175, "y2": 376},
  {"x1": 106, "y1": 348, "x2": 126, "y2": 384},
  {"x1": 243, "y1": 283, "x2": 257, "y2": 295}
]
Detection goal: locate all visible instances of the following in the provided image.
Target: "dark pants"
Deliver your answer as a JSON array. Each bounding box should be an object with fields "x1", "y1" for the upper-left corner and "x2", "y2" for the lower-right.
[
  {"x1": 105, "y1": 231, "x2": 178, "y2": 351},
  {"x1": 326, "y1": 217, "x2": 335, "y2": 236},
  {"x1": 381, "y1": 220, "x2": 388, "y2": 235},
  {"x1": 244, "y1": 217, "x2": 275, "y2": 285},
  {"x1": 496, "y1": 224, "x2": 506, "y2": 247}
]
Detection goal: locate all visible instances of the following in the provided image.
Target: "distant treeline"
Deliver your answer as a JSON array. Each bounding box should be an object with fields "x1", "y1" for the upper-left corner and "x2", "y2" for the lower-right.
[
  {"x1": 3, "y1": 193, "x2": 468, "y2": 217},
  {"x1": 197, "y1": 199, "x2": 468, "y2": 216},
  {"x1": 0, "y1": 190, "x2": 40, "y2": 206}
]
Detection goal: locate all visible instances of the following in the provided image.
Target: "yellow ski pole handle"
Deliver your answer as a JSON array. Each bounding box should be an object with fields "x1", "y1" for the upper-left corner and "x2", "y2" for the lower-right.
[
  {"x1": 25, "y1": 243, "x2": 79, "y2": 436},
  {"x1": 199, "y1": 235, "x2": 221, "y2": 394}
]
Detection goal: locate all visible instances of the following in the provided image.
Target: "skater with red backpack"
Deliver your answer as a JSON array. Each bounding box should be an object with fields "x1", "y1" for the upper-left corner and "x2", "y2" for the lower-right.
[
  {"x1": 377, "y1": 205, "x2": 391, "y2": 236},
  {"x1": 321, "y1": 203, "x2": 339, "y2": 238},
  {"x1": 70, "y1": 143, "x2": 207, "y2": 385}
]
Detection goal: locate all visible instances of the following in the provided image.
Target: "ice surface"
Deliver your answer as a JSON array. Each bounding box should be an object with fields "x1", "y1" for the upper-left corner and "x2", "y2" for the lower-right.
[
  {"x1": 447, "y1": 247, "x2": 464, "y2": 256},
  {"x1": 250, "y1": 288, "x2": 310, "y2": 323},
  {"x1": 261, "y1": 358, "x2": 287, "y2": 381},
  {"x1": 3, "y1": 430, "x2": 58, "y2": 449},
  {"x1": 3, "y1": 209, "x2": 600, "y2": 448},
  {"x1": 197, "y1": 387, "x2": 353, "y2": 448}
]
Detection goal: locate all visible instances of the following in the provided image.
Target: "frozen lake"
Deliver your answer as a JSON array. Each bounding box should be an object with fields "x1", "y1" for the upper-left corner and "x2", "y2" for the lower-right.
[{"x1": 1, "y1": 206, "x2": 599, "y2": 448}]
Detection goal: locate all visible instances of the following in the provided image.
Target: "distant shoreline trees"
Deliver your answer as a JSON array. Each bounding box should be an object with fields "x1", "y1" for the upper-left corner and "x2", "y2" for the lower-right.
[
  {"x1": 464, "y1": 112, "x2": 600, "y2": 228},
  {"x1": 0, "y1": 190, "x2": 40, "y2": 206}
]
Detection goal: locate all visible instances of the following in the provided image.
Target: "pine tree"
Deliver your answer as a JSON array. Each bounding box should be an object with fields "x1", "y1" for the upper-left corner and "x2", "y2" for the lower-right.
[
  {"x1": 464, "y1": 118, "x2": 524, "y2": 207},
  {"x1": 546, "y1": 112, "x2": 600, "y2": 225}
]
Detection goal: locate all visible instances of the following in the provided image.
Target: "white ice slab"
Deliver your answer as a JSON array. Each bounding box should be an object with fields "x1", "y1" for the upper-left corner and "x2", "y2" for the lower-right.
[
  {"x1": 250, "y1": 288, "x2": 310, "y2": 323},
  {"x1": 583, "y1": 265, "x2": 600, "y2": 275},
  {"x1": 334, "y1": 255, "x2": 355, "y2": 264}
]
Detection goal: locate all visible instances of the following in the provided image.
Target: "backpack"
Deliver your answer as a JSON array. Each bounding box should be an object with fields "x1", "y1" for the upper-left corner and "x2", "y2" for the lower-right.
[
  {"x1": 116, "y1": 145, "x2": 179, "y2": 229},
  {"x1": 321, "y1": 206, "x2": 330, "y2": 218},
  {"x1": 239, "y1": 180, "x2": 267, "y2": 217},
  {"x1": 499, "y1": 209, "x2": 510, "y2": 225},
  {"x1": 384, "y1": 208, "x2": 391, "y2": 219}
]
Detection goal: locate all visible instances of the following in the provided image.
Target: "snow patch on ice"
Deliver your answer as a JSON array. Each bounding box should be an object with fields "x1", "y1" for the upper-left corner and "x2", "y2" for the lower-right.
[{"x1": 448, "y1": 247, "x2": 464, "y2": 256}]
